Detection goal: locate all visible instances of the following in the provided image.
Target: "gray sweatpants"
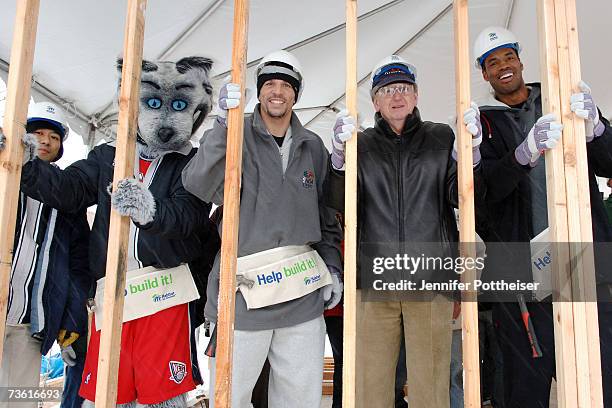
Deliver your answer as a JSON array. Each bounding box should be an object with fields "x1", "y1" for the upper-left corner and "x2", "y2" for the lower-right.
[
  {"x1": 209, "y1": 315, "x2": 325, "y2": 408},
  {"x1": 0, "y1": 325, "x2": 42, "y2": 408}
]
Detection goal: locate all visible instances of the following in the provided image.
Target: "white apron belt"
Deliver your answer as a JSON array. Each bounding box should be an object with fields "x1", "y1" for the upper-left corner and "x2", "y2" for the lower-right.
[
  {"x1": 93, "y1": 264, "x2": 199, "y2": 330},
  {"x1": 236, "y1": 245, "x2": 332, "y2": 310}
]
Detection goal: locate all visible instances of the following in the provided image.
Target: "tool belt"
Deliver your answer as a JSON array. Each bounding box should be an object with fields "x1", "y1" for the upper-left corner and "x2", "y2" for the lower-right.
[
  {"x1": 236, "y1": 245, "x2": 332, "y2": 309},
  {"x1": 93, "y1": 264, "x2": 199, "y2": 330}
]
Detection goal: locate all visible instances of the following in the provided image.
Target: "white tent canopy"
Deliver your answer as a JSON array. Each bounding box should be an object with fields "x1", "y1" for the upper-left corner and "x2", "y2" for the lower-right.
[{"x1": 1, "y1": 0, "x2": 611, "y2": 151}]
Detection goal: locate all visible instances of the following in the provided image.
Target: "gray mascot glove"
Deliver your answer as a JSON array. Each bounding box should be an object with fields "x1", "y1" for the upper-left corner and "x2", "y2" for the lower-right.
[
  {"x1": 331, "y1": 110, "x2": 356, "y2": 171},
  {"x1": 216, "y1": 82, "x2": 241, "y2": 128},
  {"x1": 323, "y1": 266, "x2": 343, "y2": 310},
  {"x1": 60, "y1": 345, "x2": 77, "y2": 367},
  {"x1": 111, "y1": 178, "x2": 156, "y2": 225},
  {"x1": 515, "y1": 113, "x2": 563, "y2": 166},
  {"x1": 570, "y1": 81, "x2": 605, "y2": 142}
]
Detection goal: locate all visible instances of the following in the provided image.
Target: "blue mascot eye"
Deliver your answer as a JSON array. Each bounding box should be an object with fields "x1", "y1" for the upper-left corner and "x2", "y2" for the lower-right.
[
  {"x1": 172, "y1": 100, "x2": 188, "y2": 111},
  {"x1": 147, "y1": 98, "x2": 162, "y2": 109}
]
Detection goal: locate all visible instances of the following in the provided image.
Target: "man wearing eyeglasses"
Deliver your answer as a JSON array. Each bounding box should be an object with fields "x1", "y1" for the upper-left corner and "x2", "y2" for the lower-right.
[{"x1": 326, "y1": 55, "x2": 484, "y2": 407}]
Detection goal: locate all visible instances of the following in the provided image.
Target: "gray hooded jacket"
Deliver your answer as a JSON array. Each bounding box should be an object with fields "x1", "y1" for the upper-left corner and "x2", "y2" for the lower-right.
[{"x1": 182, "y1": 106, "x2": 342, "y2": 330}]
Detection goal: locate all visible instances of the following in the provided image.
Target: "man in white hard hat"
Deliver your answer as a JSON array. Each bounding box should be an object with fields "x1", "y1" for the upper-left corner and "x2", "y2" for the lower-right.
[
  {"x1": 0, "y1": 102, "x2": 91, "y2": 407},
  {"x1": 471, "y1": 26, "x2": 612, "y2": 407},
  {"x1": 326, "y1": 55, "x2": 485, "y2": 408},
  {"x1": 182, "y1": 50, "x2": 342, "y2": 407}
]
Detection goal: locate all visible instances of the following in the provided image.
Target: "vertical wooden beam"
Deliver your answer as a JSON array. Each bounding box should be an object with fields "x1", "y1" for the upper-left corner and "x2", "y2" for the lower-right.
[
  {"x1": 94, "y1": 0, "x2": 146, "y2": 406},
  {"x1": 561, "y1": 2, "x2": 603, "y2": 405},
  {"x1": 0, "y1": 0, "x2": 40, "y2": 364},
  {"x1": 342, "y1": 1, "x2": 358, "y2": 407},
  {"x1": 537, "y1": 0, "x2": 603, "y2": 406},
  {"x1": 537, "y1": 1, "x2": 578, "y2": 406},
  {"x1": 214, "y1": 0, "x2": 249, "y2": 406},
  {"x1": 452, "y1": 1, "x2": 481, "y2": 407}
]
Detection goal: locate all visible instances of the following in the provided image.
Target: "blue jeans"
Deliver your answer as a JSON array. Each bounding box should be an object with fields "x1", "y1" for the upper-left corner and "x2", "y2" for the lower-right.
[
  {"x1": 450, "y1": 329, "x2": 464, "y2": 408},
  {"x1": 61, "y1": 335, "x2": 86, "y2": 408}
]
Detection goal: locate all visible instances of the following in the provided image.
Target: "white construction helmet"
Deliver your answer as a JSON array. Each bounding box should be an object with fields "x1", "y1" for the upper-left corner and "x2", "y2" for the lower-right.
[
  {"x1": 370, "y1": 55, "x2": 417, "y2": 97},
  {"x1": 27, "y1": 101, "x2": 69, "y2": 140},
  {"x1": 255, "y1": 50, "x2": 304, "y2": 102},
  {"x1": 473, "y1": 26, "x2": 521, "y2": 69}
]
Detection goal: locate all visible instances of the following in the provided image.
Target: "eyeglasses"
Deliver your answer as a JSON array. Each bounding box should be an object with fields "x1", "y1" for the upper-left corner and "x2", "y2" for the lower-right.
[{"x1": 376, "y1": 85, "x2": 414, "y2": 98}]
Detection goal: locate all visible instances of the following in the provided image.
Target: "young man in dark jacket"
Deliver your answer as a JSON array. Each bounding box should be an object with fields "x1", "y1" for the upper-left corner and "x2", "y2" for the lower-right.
[
  {"x1": 472, "y1": 26, "x2": 612, "y2": 407},
  {"x1": 0, "y1": 102, "x2": 91, "y2": 406},
  {"x1": 326, "y1": 55, "x2": 484, "y2": 408}
]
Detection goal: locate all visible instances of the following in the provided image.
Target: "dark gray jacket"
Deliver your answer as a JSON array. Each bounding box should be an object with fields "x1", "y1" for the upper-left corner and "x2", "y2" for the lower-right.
[{"x1": 182, "y1": 107, "x2": 342, "y2": 330}]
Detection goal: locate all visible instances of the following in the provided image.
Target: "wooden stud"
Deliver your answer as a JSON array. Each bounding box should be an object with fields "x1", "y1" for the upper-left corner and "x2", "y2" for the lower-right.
[
  {"x1": 452, "y1": 1, "x2": 481, "y2": 407},
  {"x1": 342, "y1": 2, "x2": 358, "y2": 407},
  {"x1": 538, "y1": 0, "x2": 603, "y2": 406},
  {"x1": 537, "y1": 1, "x2": 578, "y2": 406},
  {"x1": 94, "y1": 0, "x2": 147, "y2": 406},
  {"x1": 0, "y1": 0, "x2": 40, "y2": 364},
  {"x1": 213, "y1": 0, "x2": 249, "y2": 406},
  {"x1": 561, "y1": 1, "x2": 603, "y2": 405}
]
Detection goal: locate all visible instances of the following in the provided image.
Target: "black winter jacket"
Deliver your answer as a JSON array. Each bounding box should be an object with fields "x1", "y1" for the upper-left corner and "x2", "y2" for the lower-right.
[
  {"x1": 20, "y1": 144, "x2": 217, "y2": 281},
  {"x1": 477, "y1": 83, "x2": 612, "y2": 296},
  {"x1": 326, "y1": 108, "x2": 485, "y2": 287}
]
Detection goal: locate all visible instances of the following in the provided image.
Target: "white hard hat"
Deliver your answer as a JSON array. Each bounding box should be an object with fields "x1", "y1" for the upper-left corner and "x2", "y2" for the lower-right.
[
  {"x1": 370, "y1": 55, "x2": 417, "y2": 97},
  {"x1": 473, "y1": 26, "x2": 521, "y2": 69},
  {"x1": 255, "y1": 50, "x2": 304, "y2": 102},
  {"x1": 27, "y1": 101, "x2": 69, "y2": 140}
]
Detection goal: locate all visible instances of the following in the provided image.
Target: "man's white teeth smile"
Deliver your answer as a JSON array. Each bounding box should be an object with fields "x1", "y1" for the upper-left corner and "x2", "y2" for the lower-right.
[{"x1": 500, "y1": 72, "x2": 513, "y2": 80}]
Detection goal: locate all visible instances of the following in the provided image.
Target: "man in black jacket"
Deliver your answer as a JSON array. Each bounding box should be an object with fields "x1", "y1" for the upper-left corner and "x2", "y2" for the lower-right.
[
  {"x1": 326, "y1": 55, "x2": 484, "y2": 408},
  {"x1": 472, "y1": 26, "x2": 612, "y2": 407},
  {"x1": 0, "y1": 102, "x2": 91, "y2": 407}
]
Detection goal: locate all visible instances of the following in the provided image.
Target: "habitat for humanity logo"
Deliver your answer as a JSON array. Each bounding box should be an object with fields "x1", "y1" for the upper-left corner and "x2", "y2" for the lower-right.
[
  {"x1": 152, "y1": 292, "x2": 176, "y2": 302},
  {"x1": 257, "y1": 258, "x2": 318, "y2": 286},
  {"x1": 302, "y1": 169, "x2": 314, "y2": 188},
  {"x1": 304, "y1": 274, "x2": 322, "y2": 285}
]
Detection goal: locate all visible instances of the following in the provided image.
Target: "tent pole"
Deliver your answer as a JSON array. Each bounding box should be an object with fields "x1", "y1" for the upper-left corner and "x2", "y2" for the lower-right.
[
  {"x1": 94, "y1": 0, "x2": 146, "y2": 406},
  {"x1": 214, "y1": 0, "x2": 249, "y2": 406},
  {"x1": 342, "y1": 1, "x2": 358, "y2": 407},
  {"x1": 0, "y1": 0, "x2": 40, "y2": 365},
  {"x1": 452, "y1": 1, "x2": 481, "y2": 407}
]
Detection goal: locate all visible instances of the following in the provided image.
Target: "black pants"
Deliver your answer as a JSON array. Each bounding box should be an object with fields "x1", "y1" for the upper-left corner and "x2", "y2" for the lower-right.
[
  {"x1": 493, "y1": 302, "x2": 612, "y2": 408},
  {"x1": 325, "y1": 316, "x2": 343, "y2": 408}
]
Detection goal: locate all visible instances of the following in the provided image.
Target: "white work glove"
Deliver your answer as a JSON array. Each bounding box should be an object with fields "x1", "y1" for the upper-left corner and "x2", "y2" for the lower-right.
[
  {"x1": 0, "y1": 129, "x2": 39, "y2": 164},
  {"x1": 60, "y1": 345, "x2": 77, "y2": 367},
  {"x1": 236, "y1": 274, "x2": 255, "y2": 289},
  {"x1": 216, "y1": 82, "x2": 242, "y2": 128},
  {"x1": 570, "y1": 80, "x2": 605, "y2": 142},
  {"x1": 331, "y1": 110, "x2": 356, "y2": 171},
  {"x1": 452, "y1": 102, "x2": 482, "y2": 166},
  {"x1": 514, "y1": 113, "x2": 563, "y2": 166},
  {"x1": 323, "y1": 267, "x2": 343, "y2": 310}
]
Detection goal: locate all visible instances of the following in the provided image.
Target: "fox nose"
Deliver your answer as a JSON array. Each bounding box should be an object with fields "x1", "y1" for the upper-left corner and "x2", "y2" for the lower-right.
[{"x1": 158, "y1": 128, "x2": 175, "y2": 143}]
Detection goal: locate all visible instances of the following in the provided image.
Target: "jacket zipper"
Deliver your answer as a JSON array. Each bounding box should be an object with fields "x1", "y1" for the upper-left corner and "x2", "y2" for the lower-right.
[{"x1": 396, "y1": 137, "x2": 404, "y2": 243}]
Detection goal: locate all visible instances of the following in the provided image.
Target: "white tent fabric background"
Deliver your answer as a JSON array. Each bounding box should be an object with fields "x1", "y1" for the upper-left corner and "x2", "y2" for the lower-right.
[{"x1": 1, "y1": 0, "x2": 611, "y2": 153}]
